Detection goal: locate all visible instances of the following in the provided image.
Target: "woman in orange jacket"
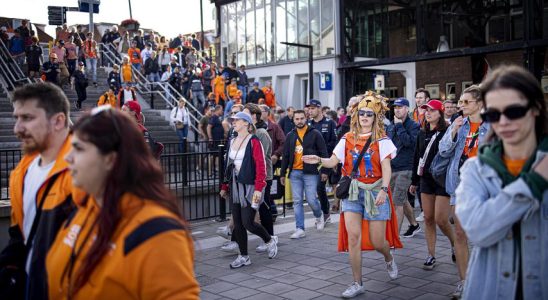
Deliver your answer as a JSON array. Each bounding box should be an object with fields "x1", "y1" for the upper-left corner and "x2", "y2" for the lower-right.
[
  {"x1": 46, "y1": 106, "x2": 199, "y2": 300},
  {"x1": 97, "y1": 85, "x2": 119, "y2": 107}
]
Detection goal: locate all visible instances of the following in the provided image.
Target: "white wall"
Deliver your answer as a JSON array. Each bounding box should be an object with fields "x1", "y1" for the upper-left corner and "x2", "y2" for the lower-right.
[{"x1": 246, "y1": 57, "x2": 339, "y2": 109}]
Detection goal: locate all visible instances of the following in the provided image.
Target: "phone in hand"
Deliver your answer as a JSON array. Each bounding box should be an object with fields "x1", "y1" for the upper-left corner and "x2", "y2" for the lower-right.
[{"x1": 458, "y1": 110, "x2": 464, "y2": 117}]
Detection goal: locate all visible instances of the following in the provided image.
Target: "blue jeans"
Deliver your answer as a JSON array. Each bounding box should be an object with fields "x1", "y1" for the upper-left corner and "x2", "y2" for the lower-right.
[
  {"x1": 132, "y1": 63, "x2": 141, "y2": 72},
  {"x1": 238, "y1": 85, "x2": 247, "y2": 103},
  {"x1": 85, "y1": 58, "x2": 97, "y2": 82},
  {"x1": 176, "y1": 125, "x2": 188, "y2": 153},
  {"x1": 289, "y1": 170, "x2": 322, "y2": 230},
  {"x1": 147, "y1": 72, "x2": 160, "y2": 82}
]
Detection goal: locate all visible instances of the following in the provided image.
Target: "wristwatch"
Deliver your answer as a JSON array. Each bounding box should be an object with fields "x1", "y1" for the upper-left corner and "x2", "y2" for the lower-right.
[{"x1": 381, "y1": 186, "x2": 389, "y2": 193}]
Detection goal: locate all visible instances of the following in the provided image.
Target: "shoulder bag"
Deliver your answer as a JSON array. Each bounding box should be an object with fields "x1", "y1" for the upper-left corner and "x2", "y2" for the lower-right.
[{"x1": 336, "y1": 137, "x2": 372, "y2": 200}]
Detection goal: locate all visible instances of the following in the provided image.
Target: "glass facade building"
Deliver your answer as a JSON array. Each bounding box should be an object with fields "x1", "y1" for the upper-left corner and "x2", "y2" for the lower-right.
[{"x1": 220, "y1": 0, "x2": 335, "y2": 67}]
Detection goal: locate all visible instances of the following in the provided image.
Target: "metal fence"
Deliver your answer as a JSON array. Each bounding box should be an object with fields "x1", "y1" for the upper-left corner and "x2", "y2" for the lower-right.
[{"x1": 0, "y1": 146, "x2": 229, "y2": 221}]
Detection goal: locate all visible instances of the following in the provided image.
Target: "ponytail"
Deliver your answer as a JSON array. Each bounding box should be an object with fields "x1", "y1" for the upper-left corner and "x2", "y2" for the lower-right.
[{"x1": 248, "y1": 123, "x2": 256, "y2": 134}]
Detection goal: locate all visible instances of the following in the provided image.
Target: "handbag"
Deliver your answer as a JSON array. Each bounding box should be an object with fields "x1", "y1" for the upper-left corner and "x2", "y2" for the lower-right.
[
  {"x1": 336, "y1": 137, "x2": 372, "y2": 200},
  {"x1": 174, "y1": 107, "x2": 185, "y2": 129}
]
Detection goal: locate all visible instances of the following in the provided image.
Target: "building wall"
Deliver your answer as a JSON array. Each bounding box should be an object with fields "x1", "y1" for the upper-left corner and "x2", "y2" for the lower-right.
[{"x1": 246, "y1": 56, "x2": 338, "y2": 109}]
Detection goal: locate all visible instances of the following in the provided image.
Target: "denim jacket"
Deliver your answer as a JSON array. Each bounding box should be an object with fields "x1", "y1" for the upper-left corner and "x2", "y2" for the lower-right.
[
  {"x1": 455, "y1": 151, "x2": 548, "y2": 300},
  {"x1": 438, "y1": 118, "x2": 489, "y2": 195}
]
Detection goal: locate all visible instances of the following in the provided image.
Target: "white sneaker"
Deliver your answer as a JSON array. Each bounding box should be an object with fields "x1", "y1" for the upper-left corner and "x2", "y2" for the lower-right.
[
  {"x1": 267, "y1": 236, "x2": 278, "y2": 259},
  {"x1": 316, "y1": 216, "x2": 325, "y2": 230},
  {"x1": 416, "y1": 211, "x2": 425, "y2": 222},
  {"x1": 386, "y1": 258, "x2": 398, "y2": 279},
  {"x1": 341, "y1": 282, "x2": 365, "y2": 298},
  {"x1": 324, "y1": 214, "x2": 332, "y2": 224},
  {"x1": 256, "y1": 243, "x2": 267, "y2": 253},
  {"x1": 290, "y1": 228, "x2": 306, "y2": 239},
  {"x1": 221, "y1": 241, "x2": 239, "y2": 253},
  {"x1": 216, "y1": 226, "x2": 231, "y2": 240},
  {"x1": 229, "y1": 255, "x2": 251, "y2": 269},
  {"x1": 452, "y1": 280, "x2": 464, "y2": 299}
]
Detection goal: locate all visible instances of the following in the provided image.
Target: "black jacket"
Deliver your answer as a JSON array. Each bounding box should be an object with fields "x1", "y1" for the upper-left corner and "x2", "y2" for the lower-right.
[
  {"x1": 386, "y1": 116, "x2": 420, "y2": 172},
  {"x1": 279, "y1": 115, "x2": 295, "y2": 136},
  {"x1": 280, "y1": 126, "x2": 328, "y2": 177},
  {"x1": 247, "y1": 89, "x2": 265, "y2": 104},
  {"x1": 411, "y1": 127, "x2": 447, "y2": 185},
  {"x1": 309, "y1": 117, "x2": 338, "y2": 154},
  {"x1": 144, "y1": 57, "x2": 160, "y2": 75},
  {"x1": 338, "y1": 116, "x2": 351, "y2": 140}
]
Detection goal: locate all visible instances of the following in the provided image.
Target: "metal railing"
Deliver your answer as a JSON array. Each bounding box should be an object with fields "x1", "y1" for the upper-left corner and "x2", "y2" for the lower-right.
[
  {"x1": 0, "y1": 39, "x2": 33, "y2": 91},
  {"x1": 0, "y1": 146, "x2": 229, "y2": 221},
  {"x1": 162, "y1": 140, "x2": 224, "y2": 155},
  {"x1": 98, "y1": 44, "x2": 204, "y2": 133}
]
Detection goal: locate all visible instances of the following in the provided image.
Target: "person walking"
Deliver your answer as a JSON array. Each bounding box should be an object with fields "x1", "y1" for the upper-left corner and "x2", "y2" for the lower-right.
[
  {"x1": 456, "y1": 65, "x2": 547, "y2": 300},
  {"x1": 438, "y1": 85, "x2": 489, "y2": 298},
  {"x1": 303, "y1": 91, "x2": 401, "y2": 298},
  {"x1": 410, "y1": 99, "x2": 456, "y2": 270},
  {"x1": 280, "y1": 110, "x2": 328, "y2": 238},
  {"x1": 72, "y1": 62, "x2": 88, "y2": 110},
  {"x1": 46, "y1": 106, "x2": 199, "y2": 299},
  {"x1": 82, "y1": 32, "x2": 98, "y2": 87},
  {"x1": 170, "y1": 98, "x2": 190, "y2": 153},
  {"x1": 219, "y1": 112, "x2": 278, "y2": 268},
  {"x1": 386, "y1": 97, "x2": 421, "y2": 237},
  {"x1": 0, "y1": 83, "x2": 81, "y2": 299}
]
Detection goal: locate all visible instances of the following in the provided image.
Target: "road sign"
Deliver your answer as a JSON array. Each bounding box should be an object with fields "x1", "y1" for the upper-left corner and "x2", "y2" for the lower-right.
[
  {"x1": 78, "y1": 0, "x2": 100, "y2": 14},
  {"x1": 48, "y1": 6, "x2": 66, "y2": 26}
]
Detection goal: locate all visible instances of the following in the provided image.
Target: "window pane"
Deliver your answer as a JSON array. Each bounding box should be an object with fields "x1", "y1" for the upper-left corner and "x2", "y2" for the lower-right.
[
  {"x1": 228, "y1": 3, "x2": 237, "y2": 64},
  {"x1": 246, "y1": 0, "x2": 256, "y2": 65},
  {"x1": 276, "y1": 0, "x2": 287, "y2": 61},
  {"x1": 237, "y1": 1, "x2": 246, "y2": 65},
  {"x1": 256, "y1": 0, "x2": 266, "y2": 64},
  {"x1": 320, "y1": 0, "x2": 334, "y2": 56},
  {"x1": 287, "y1": 0, "x2": 298, "y2": 60},
  {"x1": 310, "y1": 0, "x2": 320, "y2": 56},
  {"x1": 298, "y1": 0, "x2": 309, "y2": 59},
  {"x1": 266, "y1": 0, "x2": 274, "y2": 63}
]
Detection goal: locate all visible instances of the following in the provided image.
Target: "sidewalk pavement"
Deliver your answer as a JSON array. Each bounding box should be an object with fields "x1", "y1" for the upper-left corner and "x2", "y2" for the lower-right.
[{"x1": 191, "y1": 206, "x2": 459, "y2": 300}]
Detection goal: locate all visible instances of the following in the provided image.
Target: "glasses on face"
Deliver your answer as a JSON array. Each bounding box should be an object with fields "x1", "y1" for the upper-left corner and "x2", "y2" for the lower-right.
[
  {"x1": 481, "y1": 105, "x2": 530, "y2": 123},
  {"x1": 230, "y1": 111, "x2": 238, "y2": 115},
  {"x1": 458, "y1": 99, "x2": 478, "y2": 106},
  {"x1": 358, "y1": 110, "x2": 375, "y2": 117}
]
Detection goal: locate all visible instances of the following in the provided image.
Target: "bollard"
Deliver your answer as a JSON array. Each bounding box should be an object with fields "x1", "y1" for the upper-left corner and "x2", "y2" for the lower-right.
[{"x1": 218, "y1": 144, "x2": 226, "y2": 221}]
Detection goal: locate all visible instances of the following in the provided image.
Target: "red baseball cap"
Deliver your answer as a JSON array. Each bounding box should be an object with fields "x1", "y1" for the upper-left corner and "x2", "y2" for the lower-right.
[{"x1": 420, "y1": 100, "x2": 444, "y2": 112}]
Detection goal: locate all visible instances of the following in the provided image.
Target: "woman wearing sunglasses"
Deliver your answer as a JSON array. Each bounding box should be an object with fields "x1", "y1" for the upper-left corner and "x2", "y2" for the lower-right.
[
  {"x1": 438, "y1": 85, "x2": 490, "y2": 298},
  {"x1": 410, "y1": 99, "x2": 456, "y2": 271},
  {"x1": 46, "y1": 106, "x2": 199, "y2": 299},
  {"x1": 456, "y1": 65, "x2": 547, "y2": 300},
  {"x1": 303, "y1": 91, "x2": 401, "y2": 298}
]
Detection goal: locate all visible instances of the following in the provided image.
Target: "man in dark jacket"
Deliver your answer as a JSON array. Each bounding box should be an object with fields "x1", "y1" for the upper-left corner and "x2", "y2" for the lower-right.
[
  {"x1": 307, "y1": 99, "x2": 338, "y2": 222},
  {"x1": 278, "y1": 106, "x2": 295, "y2": 135},
  {"x1": 247, "y1": 82, "x2": 265, "y2": 104},
  {"x1": 386, "y1": 97, "x2": 420, "y2": 237},
  {"x1": 144, "y1": 51, "x2": 160, "y2": 82},
  {"x1": 237, "y1": 65, "x2": 249, "y2": 103},
  {"x1": 280, "y1": 110, "x2": 328, "y2": 239}
]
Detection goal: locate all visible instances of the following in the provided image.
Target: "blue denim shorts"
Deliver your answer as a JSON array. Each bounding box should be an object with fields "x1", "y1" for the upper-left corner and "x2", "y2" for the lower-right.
[{"x1": 342, "y1": 189, "x2": 391, "y2": 221}]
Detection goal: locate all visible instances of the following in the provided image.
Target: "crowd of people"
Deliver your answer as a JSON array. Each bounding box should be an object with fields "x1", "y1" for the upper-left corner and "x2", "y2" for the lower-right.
[
  {"x1": 0, "y1": 26, "x2": 546, "y2": 299},
  {"x1": 212, "y1": 65, "x2": 547, "y2": 299}
]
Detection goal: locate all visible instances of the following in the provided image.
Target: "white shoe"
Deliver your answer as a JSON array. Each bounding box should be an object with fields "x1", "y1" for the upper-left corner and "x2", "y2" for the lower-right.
[
  {"x1": 221, "y1": 241, "x2": 239, "y2": 253},
  {"x1": 386, "y1": 258, "x2": 398, "y2": 279},
  {"x1": 290, "y1": 228, "x2": 306, "y2": 239},
  {"x1": 341, "y1": 282, "x2": 365, "y2": 298},
  {"x1": 256, "y1": 242, "x2": 267, "y2": 253},
  {"x1": 267, "y1": 236, "x2": 278, "y2": 259},
  {"x1": 452, "y1": 280, "x2": 464, "y2": 299},
  {"x1": 229, "y1": 255, "x2": 251, "y2": 269},
  {"x1": 416, "y1": 211, "x2": 425, "y2": 222},
  {"x1": 216, "y1": 226, "x2": 231, "y2": 240},
  {"x1": 316, "y1": 216, "x2": 325, "y2": 230},
  {"x1": 324, "y1": 214, "x2": 332, "y2": 224}
]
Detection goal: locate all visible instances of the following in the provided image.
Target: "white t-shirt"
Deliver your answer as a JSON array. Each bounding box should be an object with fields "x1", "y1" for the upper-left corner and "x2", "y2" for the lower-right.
[
  {"x1": 228, "y1": 136, "x2": 251, "y2": 172},
  {"x1": 23, "y1": 156, "x2": 54, "y2": 273},
  {"x1": 123, "y1": 90, "x2": 134, "y2": 101},
  {"x1": 333, "y1": 133, "x2": 397, "y2": 163}
]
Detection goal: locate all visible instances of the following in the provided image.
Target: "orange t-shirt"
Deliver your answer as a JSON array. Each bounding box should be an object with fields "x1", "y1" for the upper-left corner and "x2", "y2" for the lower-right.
[
  {"x1": 121, "y1": 63, "x2": 132, "y2": 83},
  {"x1": 292, "y1": 126, "x2": 307, "y2": 170},
  {"x1": 463, "y1": 122, "x2": 481, "y2": 158},
  {"x1": 504, "y1": 156, "x2": 527, "y2": 177},
  {"x1": 413, "y1": 108, "x2": 425, "y2": 125},
  {"x1": 262, "y1": 87, "x2": 276, "y2": 108}
]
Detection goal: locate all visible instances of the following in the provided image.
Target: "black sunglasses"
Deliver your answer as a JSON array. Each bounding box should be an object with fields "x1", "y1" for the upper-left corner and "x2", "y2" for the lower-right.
[
  {"x1": 358, "y1": 110, "x2": 375, "y2": 117},
  {"x1": 480, "y1": 105, "x2": 530, "y2": 123}
]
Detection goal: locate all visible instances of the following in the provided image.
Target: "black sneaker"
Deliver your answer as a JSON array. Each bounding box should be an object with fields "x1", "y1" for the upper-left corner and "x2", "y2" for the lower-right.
[
  {"x1": 403, "y1": 224, "x2": 421, "y2": 238},
  {"x1": 423, "y1": 256, "x2": 436, "y2": 270}
]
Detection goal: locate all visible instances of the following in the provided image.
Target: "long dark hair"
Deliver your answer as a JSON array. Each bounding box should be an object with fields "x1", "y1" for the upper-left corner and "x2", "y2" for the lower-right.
[
  {"x1": 480, "y1": 64, "x2": 547, "y2": 142},
  {"x1": 70, "y1": 109, "x2": 184, "y2": 295},
  {"x1": 421, "y1": 108, "x2": 448, "y2": 132}
]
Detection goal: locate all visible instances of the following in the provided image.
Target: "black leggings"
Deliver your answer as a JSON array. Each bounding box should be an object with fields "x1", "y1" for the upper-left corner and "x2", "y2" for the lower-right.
[
  {"x1": 317, "y1": 177, "x2": 330, "y2": 215},
  {"x1": 232, "y1": 203, "x2": 271, "y2": 256}
]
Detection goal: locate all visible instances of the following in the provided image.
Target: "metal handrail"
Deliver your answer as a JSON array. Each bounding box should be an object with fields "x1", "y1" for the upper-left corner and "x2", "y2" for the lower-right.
[
  {"x1": 99, "y1": 44, "x2": 204, "y2": 121},
  {"x1": 0, "y1": 39, "x2": 32, "y2": 86}
]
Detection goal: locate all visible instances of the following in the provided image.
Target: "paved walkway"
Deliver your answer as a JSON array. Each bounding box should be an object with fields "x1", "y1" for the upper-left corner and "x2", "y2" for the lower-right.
[{"x1": 191, "y1": 206, "x2": 459, "y2": 300}]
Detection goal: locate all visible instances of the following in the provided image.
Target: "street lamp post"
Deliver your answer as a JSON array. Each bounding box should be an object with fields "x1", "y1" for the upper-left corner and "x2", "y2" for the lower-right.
[{"x1": 281, "y1": 42, "x2": 313, "y2": 107}]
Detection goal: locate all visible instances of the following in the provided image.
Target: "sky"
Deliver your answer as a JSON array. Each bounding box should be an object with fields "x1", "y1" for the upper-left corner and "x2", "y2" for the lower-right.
[{"x1": 2, "y1": 0, "x2": 216, "y2": 38}]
